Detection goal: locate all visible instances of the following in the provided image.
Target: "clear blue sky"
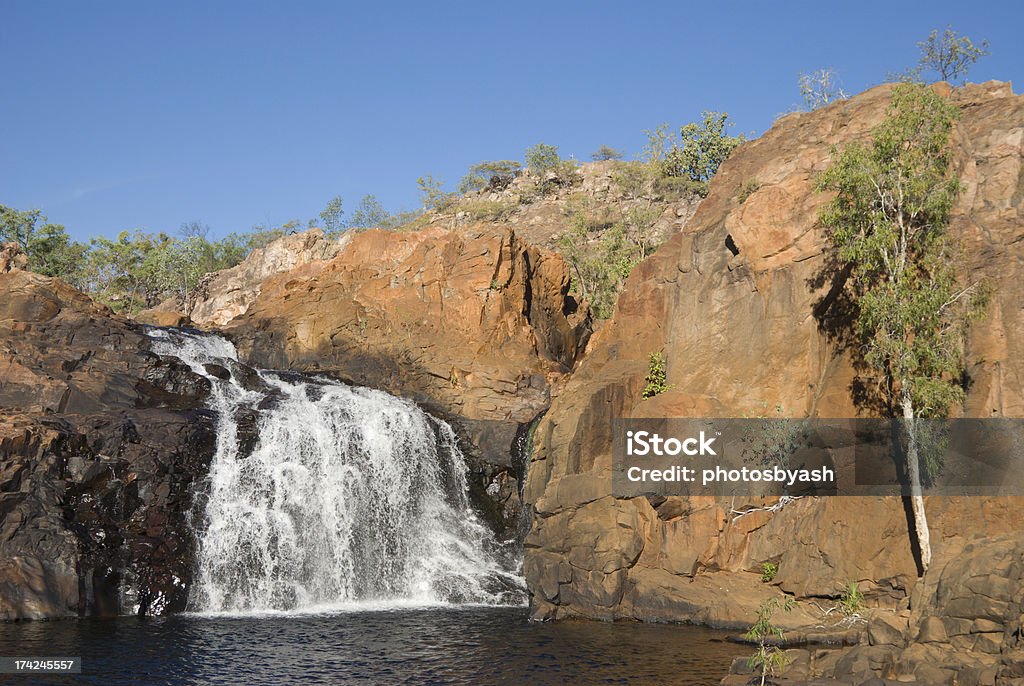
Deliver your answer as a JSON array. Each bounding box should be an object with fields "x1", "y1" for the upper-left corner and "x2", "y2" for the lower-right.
[{"x1": 2, "y1": 1, "x2": 1021, "y2": 242}]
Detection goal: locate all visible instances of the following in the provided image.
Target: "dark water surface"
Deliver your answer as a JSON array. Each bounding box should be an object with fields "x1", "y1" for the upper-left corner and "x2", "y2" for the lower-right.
[{"x1": 0, "y1": 606, "x2": 747, "y2": 685}]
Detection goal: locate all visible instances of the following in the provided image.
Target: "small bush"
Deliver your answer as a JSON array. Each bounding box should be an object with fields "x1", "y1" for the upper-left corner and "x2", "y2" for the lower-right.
[
  {"x1": 761, "y1": 561, "x2": 778, "y2": 583},
  {"x1": 612, "y1": 163, "x2": 651, "y2": 200},
  {"x1": 459, "y1": 160, "x2": 522, "y2": 194},
  {"x1": 654, "y1": 175, "x2": 706, "y2": 200},
  {"x1": 660, "y1": 112, "x2": 745, "y2": 192},
  {"x1": 840, "y1": 581, "x2": 865, "y2": 616},
  {"x1": 642, "y1": 352, "x2": 671, "y2": 399},
  {"x1": 459, "y1": 198, "x2": 517, "y2": 221},
  {"x1": 591, "y1": 145, "x2": 624, "y2": 161},
  {"x1": 746, "y1": 597, "x2": 796, "y2": 685},
  {"x1": 525, "y1": 143, "x2": 561, "y2": 177},
  {"x1": 738, "y1": 180, "x2": 761, "y2": 204},
  {"x1": 417, "y1": 175, "x2": 456, "y2": 212}
]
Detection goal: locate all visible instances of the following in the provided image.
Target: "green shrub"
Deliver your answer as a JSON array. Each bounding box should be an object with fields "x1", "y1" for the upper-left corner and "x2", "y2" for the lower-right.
[
  {"x1": 348, "y1": 194, "x2": 391, "y2": 229},
  {"x1": 738, "y1": 180, "x2": 762, "y2": 203},
  {"x1": 459, "y1": 198, "x2": 518, "y2": 221},
  {"x1": 525, "y1": 142, "x2": 561, "y2": 176},
  {"x1": 558, "y1": 205, "x2": 642, "y2": 318},
  {"x1": 591, "y1": 145, "x2": 624, "y2": 161},
  {"x1": 840, "y1": 581, "x2": 865, "y2": 616},
  {"x1": 761, "y1": 562, "x2": 778, "y2": 583},
  {"x1": 417, "y1": 175, "x2": 456, "y2": 212},
  {"x1": 746, "y1": 597, "x2": 796, "y2": 686},
  {"x1": 458, "y1": 160, "x2": 522, "y2": 194},
  {"x1": 653, "y1": 174, "x2": 706, "y2": 200},
  {"x1": 660, "y1": 112, "x2": 745, "y2": 193},
  {"x1": 642, "y1": 352, "x2": 671, "y2": 399},
  {"x1": 612, "y1": 162, "x2": 651, "y2": 200}
]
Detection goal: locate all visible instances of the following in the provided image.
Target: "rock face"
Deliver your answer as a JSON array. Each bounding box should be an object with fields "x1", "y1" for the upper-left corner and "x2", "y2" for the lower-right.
[
  {"x1": 137, "y1": 228, "x2": 347, "y2": 328},
  {"x1": 0, "y1": 268, "x2": 215, "y2": 619},
  {"x1": 523, "y1": 79, "x2": 1024, "y2": 638},
  {"x1": 0, "y1": 243, "x2": 28, "y2": 273},
  {"x1": 825, "y1": 532, "x2": 1024, "y2": 684},
  {"x1": 224, "y1": 224, "x2": 591, "y2": 531},
  {"x1": 435, "y1": 160, "x2": 701, "y2": 254}
]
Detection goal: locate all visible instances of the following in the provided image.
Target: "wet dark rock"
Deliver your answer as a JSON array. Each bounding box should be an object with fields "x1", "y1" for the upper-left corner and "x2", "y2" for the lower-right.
[
  {"x1": 223, "y1": 358, "x2": 267, "y2": 393},
  {"x1": 139, "y1": 355, "x2": 212, "y2": 409},
  {"x1": 234, "y1": 409, "x2": 260, "y2": 459},
  {"x1": 0, "y1": 268, "x2": 217, "y2": 620},
  {"x1": 203, "y1": 363, "x2": 231, "y2": 380}
]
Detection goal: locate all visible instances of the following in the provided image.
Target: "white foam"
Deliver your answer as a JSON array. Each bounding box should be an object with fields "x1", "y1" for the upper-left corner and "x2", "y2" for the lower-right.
[{"x1": 148, "y1": 327, "x2": 526, "y2": 614}]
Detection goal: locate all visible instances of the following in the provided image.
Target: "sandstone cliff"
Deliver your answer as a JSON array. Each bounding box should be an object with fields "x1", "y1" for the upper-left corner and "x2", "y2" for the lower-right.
[
  {"x1": 0, "y1": 262, "x2": 216, "y2": 619},
  {"x1": 209, "y1": 225, "x2": 589, "y2": 532},
  {"x1": 522, "y1": 82, "x2": 1023, "y2": 682},
  {"x1": 138, "y1": 228, "x2": 348, "y2": 328}
]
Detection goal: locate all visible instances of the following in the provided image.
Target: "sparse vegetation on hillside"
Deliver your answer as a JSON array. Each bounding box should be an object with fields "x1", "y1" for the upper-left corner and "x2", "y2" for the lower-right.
[
  {"x1": 0, "y1": 205, "x2": 88, "y2": 281},
  {"x1": 558, "y1": 202, "x2": 634, "y2": 318},
  {"x1": 1, "y1": 203, "x2": 288, "y2": 314},
  {"x1": 458, "y1": 160, "x2": 522, "y2": 194},
  {"x1": 4, "y1": 96, "x2": 742, "y2": 324},
  {"x1": 557, "y1": 185, "x2": 667, "y2": 319}
]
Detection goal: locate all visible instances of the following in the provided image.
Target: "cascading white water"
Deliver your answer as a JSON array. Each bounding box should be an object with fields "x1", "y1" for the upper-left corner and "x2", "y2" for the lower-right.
[{"x1": 147, "y1": 327, "x2": 525, "y2": 614}]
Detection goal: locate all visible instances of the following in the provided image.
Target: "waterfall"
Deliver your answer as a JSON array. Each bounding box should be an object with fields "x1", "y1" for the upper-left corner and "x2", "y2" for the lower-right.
[{"x1": 147, "y1": 328, "x2": 525, "y2": 614}]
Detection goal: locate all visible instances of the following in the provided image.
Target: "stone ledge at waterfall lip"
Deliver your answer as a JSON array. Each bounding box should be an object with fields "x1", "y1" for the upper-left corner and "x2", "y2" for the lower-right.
[{"x1": 183, "y1": 598, "x2": 529, "y2": 619}]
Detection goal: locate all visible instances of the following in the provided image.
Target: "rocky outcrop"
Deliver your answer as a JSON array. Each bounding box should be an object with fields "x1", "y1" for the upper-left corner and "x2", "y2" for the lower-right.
[
  {"x1": 832, "y1": 531, "x2": 1024, "y2": 685},
  {"x1": 0, "y1": 268, "x2": 215, "y2": 619},
  {"x1": 137, "y1": 228, "x2": 348, "y2": 328},
  {"x1": 229, "y1": 225, "x2": 589, "y2": 419},
  {"x1": 523, "y1": 78, "x2": 1024, "y2": 649},
  {"x1": 0, "y1": 243, "x2": 28, "y2": 273},
  {"x1": 223, "y1": 225, "x2": 590, "y2": 527},
  {"x1": 437, "y1": 160, "x2": 701, "y2": 254}
]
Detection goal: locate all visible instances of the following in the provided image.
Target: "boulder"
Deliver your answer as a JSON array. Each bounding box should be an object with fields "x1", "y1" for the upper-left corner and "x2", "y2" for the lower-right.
[
  {"x1": 137, "y1": 228, "x2": 348, "y2": 328},
  {"x1": 0, "y1": 242, "x2": 28, "y2": 272}
]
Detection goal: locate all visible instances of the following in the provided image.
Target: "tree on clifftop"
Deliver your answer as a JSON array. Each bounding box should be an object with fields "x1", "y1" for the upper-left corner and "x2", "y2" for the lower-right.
[
  {"x1": 816, "y1": 83, "x2": 988, "y2": 573},
  {"x1": 660, "y1": 112, "x2": 745, "y2": 195},
  {"x1": 917, "y1": 26, "x2": 990, "y2": 84}
]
